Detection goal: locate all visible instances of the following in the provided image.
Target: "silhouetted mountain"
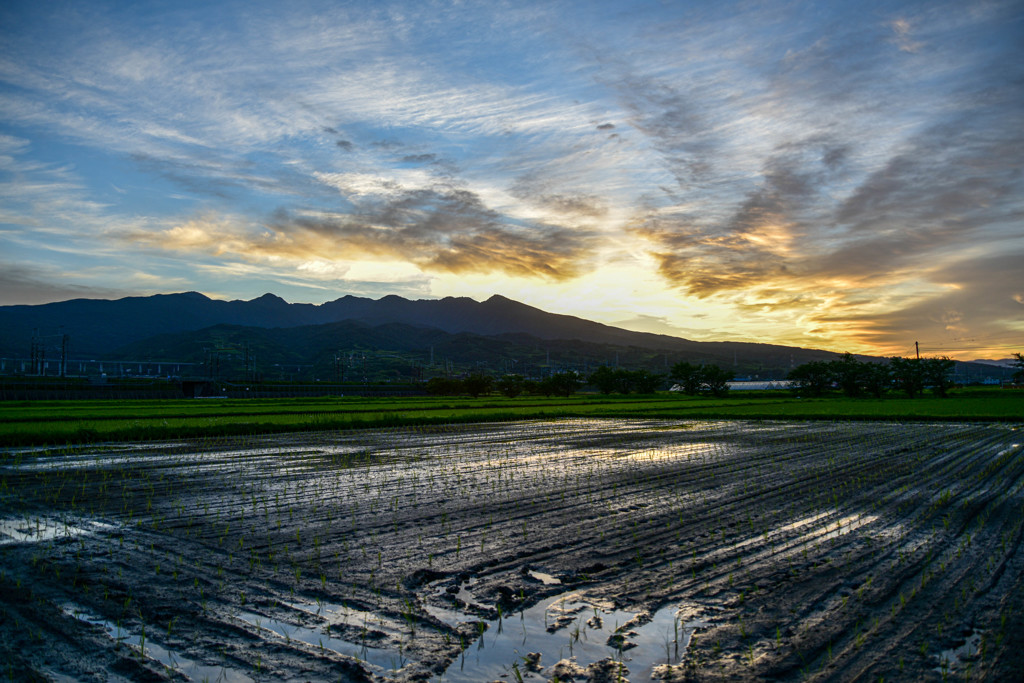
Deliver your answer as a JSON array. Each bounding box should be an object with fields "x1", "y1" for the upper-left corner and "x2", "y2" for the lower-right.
[
  {"x1": 1, "y1": 292, "x2": 1012, "y2": 382},
  {"x1": 0, "y1": 291, "x2": 785, "y2": 357},
  {"x1": 0, "y1": 291, "x2": 859, "y2": 378}
]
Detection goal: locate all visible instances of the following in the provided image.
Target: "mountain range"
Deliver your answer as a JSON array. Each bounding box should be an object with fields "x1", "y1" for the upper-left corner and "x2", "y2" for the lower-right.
[{"x1": 0, "y1": 292, "x2": 1010, "y2": 382}]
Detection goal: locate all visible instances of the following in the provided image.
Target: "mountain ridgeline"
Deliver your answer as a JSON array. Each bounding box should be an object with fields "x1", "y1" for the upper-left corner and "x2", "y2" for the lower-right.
[{"x1": 0, "y1": 291, "x2": 900, "y2": 382}]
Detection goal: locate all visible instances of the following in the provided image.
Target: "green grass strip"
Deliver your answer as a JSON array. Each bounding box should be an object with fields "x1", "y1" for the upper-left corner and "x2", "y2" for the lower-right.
[{"x1": 0, "y1": 388, "x2": 1020, "y2": 447}]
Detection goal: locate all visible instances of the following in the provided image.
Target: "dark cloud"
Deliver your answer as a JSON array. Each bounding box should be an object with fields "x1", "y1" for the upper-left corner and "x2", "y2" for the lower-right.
[
  {"x1": 596, "y1": 122, "x2": 615, "y2": 130},
  {"x1": 837, "y1": 123, "x2": 1023, "y2": 234},
  {"x1": 821, "y1": 144, "x2": 848, "y2": 170},
  {"x1": 509, "y1": 176, "x2": 609, "y2": 219},
  {"x1": 534, "y1": 194, "x2": 608, "y2": 218},
  {"x1": 322, "y1": 126, "x2": 353, "y2": 151},
  {"x1": 610, "y1": 72, "x2": 721, "y2": 187},
  {"x1": 615, "y1": 2, "x2": 1023, "y2": 351},
  {"x1": 401, "y1": 153, "x2": 438, "y2": 164},
  {"x1": 267, "y1": 185, "x2": 596, "y2": 280},
  {"x1": 633, "y1": 136, "x2": 849, "y2": 295},
  {"x1": 812, "y1": 107, "x2": 1024, "y2": 283},
  {"x1": 636, "y1": 75, "x2": 1024, "y2": 299}
]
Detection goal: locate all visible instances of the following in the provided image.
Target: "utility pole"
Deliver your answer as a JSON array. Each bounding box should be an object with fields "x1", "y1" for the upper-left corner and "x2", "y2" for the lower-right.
[
  {"x1": 30, "y1": 329, "x2": 42, "y2": 376},
  {"x1": 60, "y1": 332, "x2": 69, "y2": 378},
  {"x1": 915, "y1": 341, "x2": 920, "y2": 360}
]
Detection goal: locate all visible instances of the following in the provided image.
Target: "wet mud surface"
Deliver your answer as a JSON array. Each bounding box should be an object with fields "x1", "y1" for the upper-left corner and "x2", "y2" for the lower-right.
[{"x1": 2, "y1": 419, "x2": 1023, "y2": 681}]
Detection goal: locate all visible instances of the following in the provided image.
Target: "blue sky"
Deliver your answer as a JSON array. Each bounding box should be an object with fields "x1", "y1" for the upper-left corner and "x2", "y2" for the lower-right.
[{"x1": 1, "y1": 0, "x2": 1022, "y2": 359}]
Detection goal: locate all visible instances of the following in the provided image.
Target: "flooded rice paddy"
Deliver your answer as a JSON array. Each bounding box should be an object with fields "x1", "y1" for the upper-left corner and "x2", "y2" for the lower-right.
[{"x1": 1, "y1": 419, "x2": 1023, "y2": 681}]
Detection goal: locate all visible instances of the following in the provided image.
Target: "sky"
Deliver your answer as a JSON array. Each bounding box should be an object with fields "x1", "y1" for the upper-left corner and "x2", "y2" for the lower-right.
[{"x1": 1, "y1": 0, "x2": 1022, "y2": 360}]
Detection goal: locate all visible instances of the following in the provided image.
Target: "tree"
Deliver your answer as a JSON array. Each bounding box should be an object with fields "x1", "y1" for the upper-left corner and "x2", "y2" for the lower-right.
[
  {"x1": 588, "y1": 367, "x2": 662, "y2": 394},
  {"x1": 787, "y1": 361, "x2": 832, "y2": 397},
  {"x1": 669, "y1": 362, "x2": 703, "y2": 396},
  {"x1": 861, "y1": 362, "x2": 891, "y2": 399},
  {"x1": 1012, "y1": 352, "x2": 1024, "y2": 384},
  {"x1": 496, "y1": 374, "x2": 524, "y2": 398},
  {"x1": 829, "y1": 353, "x2": 868, "y2": 397},
  {"x1": 889, "y1": 357, "x2": 925, "y2": 398},
  {"x1": 612, "y1": 368, "x2": 634, "y2": 394},
  {"x1": 631, "y1": 369, "x2": 664, "y2": 394},
  {"x1": 700, "y1": 365, "x2": 733, "y2": 397},
  {"x1": 921, "y1": 357, "x2": 956, "y2": 398},
  {"x1": 425, "y1": 377, "x2": 463, "y2": 396},
  {"x1": 588, "y1": 366, "x2": 619, "y2": 394},
  {"x1": 463, "y1": 372, "x2": 493, "y2": 398},
  {"x1": 543, "y1": 371, "x2": 582, "y2": 397}
]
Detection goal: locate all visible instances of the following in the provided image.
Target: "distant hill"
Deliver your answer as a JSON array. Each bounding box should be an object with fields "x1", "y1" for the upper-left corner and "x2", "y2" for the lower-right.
[
  {"x1": 0, "y1": 290, "x2": 821, "y2": 358},
  {"x1": 0, "y1": 291, "x2": 1011, "y2": 382},
  {"x1": 0, "y1": 291, "x2": 653, "y2": 356}
]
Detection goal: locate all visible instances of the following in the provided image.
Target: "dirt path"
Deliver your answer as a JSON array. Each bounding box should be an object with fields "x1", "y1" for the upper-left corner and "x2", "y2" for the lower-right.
[{"x1": 1, "y1": 419, "x2": 1022, "y2": 681}]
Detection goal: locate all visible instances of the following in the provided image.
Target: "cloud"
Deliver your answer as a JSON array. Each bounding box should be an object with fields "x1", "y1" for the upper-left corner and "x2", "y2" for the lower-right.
[
  {"x1": 624, "y1": 7, "x2": 1024, "y2": 352},
  {"x1": 508, "y1": 175, "x2": 609, "y2": 220},
  {"x1": 888, "y1": 18, "x2": 924, "y2": 54},
  {"x1": 0, "y1": 263, "x2": 118, "y2": 305},
  {"x1": 125, "y1": 182, "x2": 598, "y2": 281},
  {"x1": 814, "y1": 251, "x2": 1024, "y2": 355},
  {"x1": 0, "y1": 261, "x2": 171, "y2": 305},
  {"x1": 401, "y1": 153, "x2": 438, "y2": 164},
  {"x1": 612, "y1": 314, "x2": 691, "y2": 338},
  {"x1": 630, "y1": 135, "x2": 851, "y2": 295},
  {"x1": 277, "y1": 185, "x2": 597, "y2": 280}
]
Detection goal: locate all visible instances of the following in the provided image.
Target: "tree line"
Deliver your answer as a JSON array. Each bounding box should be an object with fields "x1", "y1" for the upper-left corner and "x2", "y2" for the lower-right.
[
  {"x1": 425, "y1": 372, "x2": 583, "y2": 398},
  {"x1": 425, "y1": 352, "x2": 1023, "y2": 399},
  {"x1": 425, "y1": 361, "x2": 737, "y2": 398},
  {"x1": 786, "y1": 353, "x2": 957, "y2": 398}
]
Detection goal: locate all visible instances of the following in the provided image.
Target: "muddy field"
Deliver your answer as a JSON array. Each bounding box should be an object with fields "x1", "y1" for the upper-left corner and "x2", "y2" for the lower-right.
[{"x1": 1, "y1": 419, "x2": 1023, "y2": 682}]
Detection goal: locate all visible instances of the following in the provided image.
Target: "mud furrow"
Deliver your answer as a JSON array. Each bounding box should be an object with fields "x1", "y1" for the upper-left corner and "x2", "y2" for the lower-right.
[{"x1": 2, "y1": 419, "x2": 1022, "y2": 682}]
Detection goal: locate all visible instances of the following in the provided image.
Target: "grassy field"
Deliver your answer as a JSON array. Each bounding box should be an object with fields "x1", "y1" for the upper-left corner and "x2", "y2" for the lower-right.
[{"x1": 1, "y1": 387, "x2": 1020, "y2": 446}]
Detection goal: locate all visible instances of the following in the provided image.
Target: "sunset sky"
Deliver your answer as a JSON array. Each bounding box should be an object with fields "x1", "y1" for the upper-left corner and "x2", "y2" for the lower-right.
[{"x1": 1, "y1": 0, "x2": 1021, "y2": 360}]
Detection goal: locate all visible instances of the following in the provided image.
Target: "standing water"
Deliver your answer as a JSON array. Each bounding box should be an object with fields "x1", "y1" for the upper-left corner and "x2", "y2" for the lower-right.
[{"x1": 438, "y1": 591, "x2": 709, "y2": 681}]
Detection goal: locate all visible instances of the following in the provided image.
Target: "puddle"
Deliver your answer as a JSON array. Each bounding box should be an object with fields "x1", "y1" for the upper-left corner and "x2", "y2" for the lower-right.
[
  {"x1": 438, "y1": 592, "x2": 710, "y2": 682},
  {"x1": 236, "y1": 607, "x2": 414, "y2": 673},
  {"x1": 0, "y1": 516, "x2": 114, "y2": 545},
  {"x1": 63, "y1": 604, "x2": 252, "y2": 682},
  {"x1": 934, "y1": 630, "x2": 982, "y2": 674},
  {"x1": 423, "y1": 599, "x2": 475, "y2": 628},
  {"x1": 288, "y1": 598, "x2": 391, "y2": 628}
]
